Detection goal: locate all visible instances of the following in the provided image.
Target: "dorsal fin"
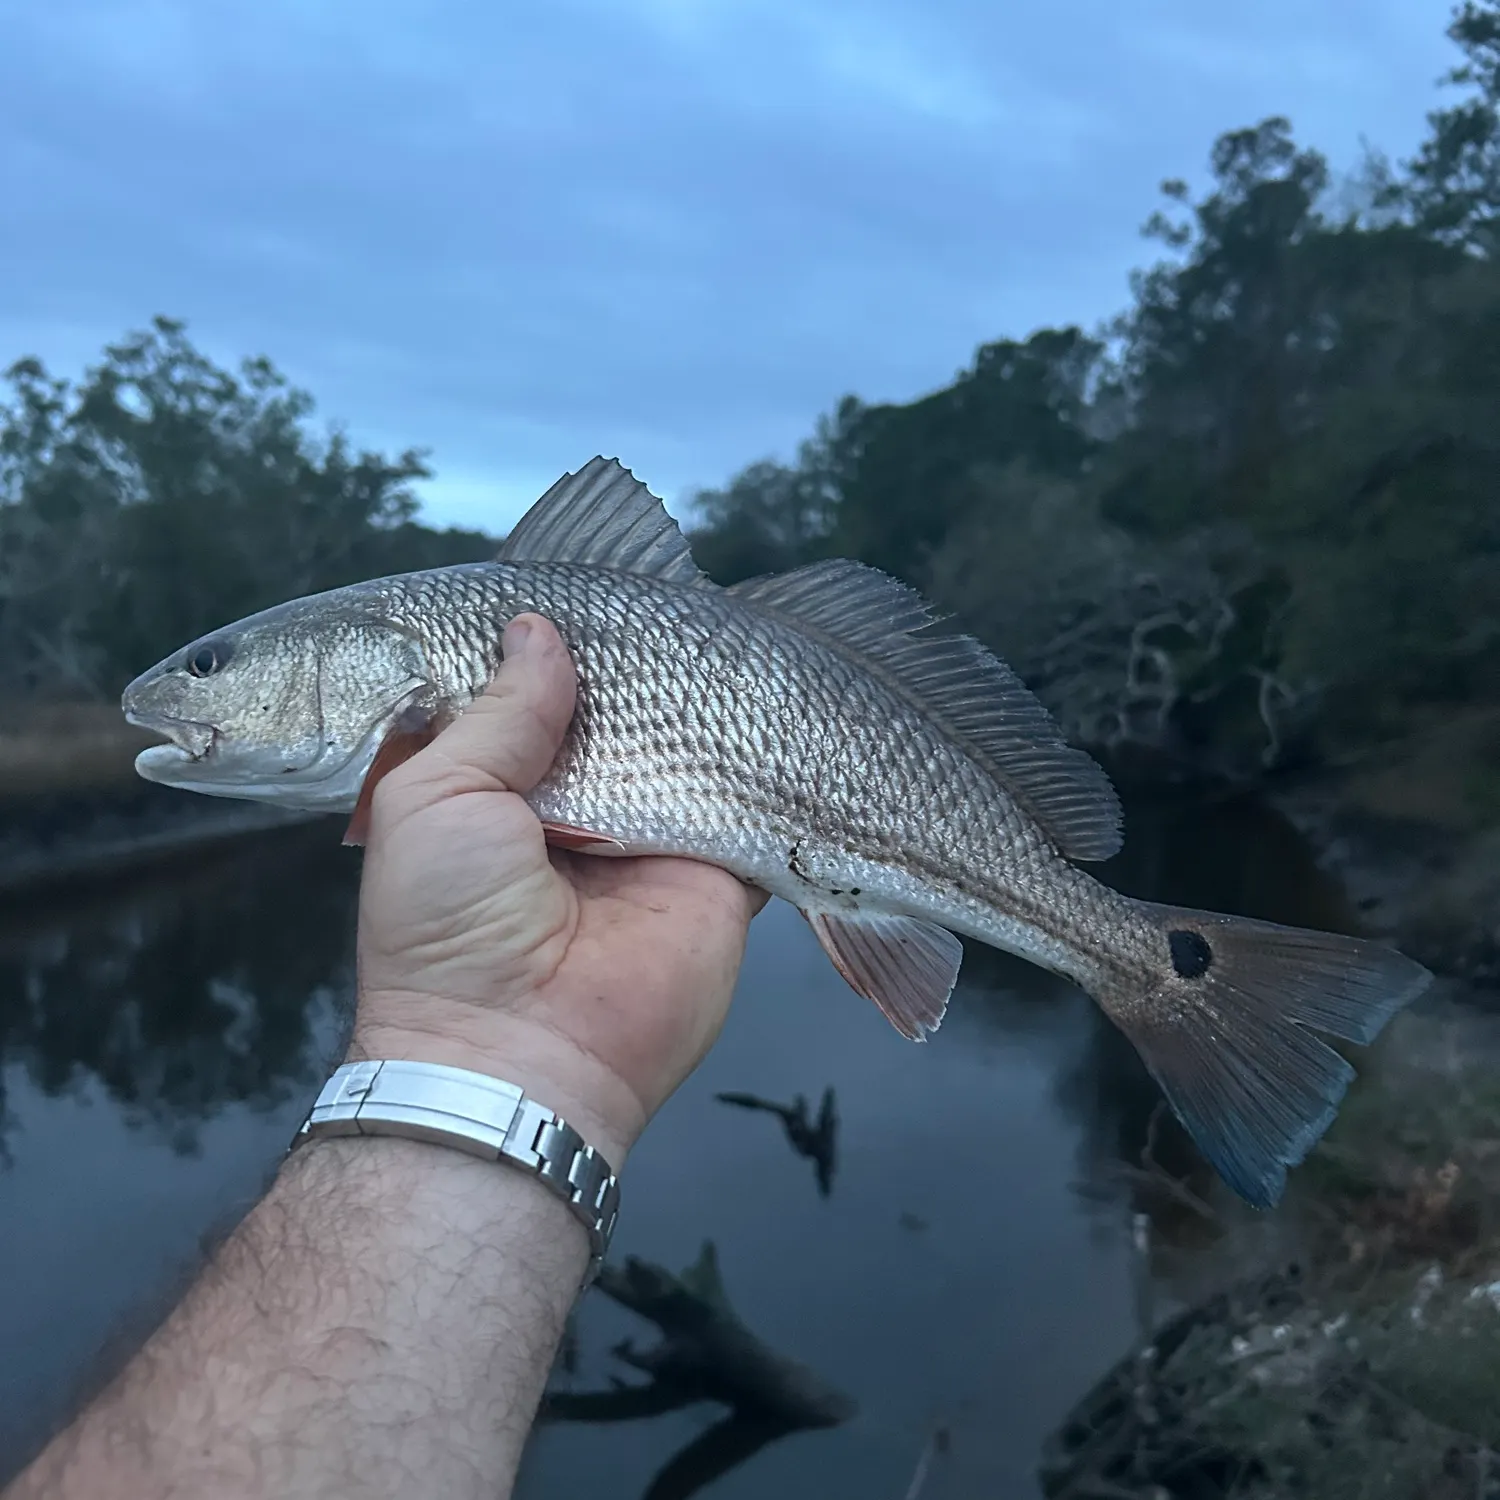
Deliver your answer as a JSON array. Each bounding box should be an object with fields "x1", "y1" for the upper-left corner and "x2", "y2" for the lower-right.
[
  {"x1": 729, "y1": 560, "x2": 1122, "y2": 862},
  {"x1": 498, "y1": 457, "x2": 713, "y2": 587}
]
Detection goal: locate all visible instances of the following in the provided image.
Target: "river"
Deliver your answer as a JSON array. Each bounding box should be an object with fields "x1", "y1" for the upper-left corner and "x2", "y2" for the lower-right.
[{"x1": 0, "y1": 790, "x2": 1357, "y2": 1497}]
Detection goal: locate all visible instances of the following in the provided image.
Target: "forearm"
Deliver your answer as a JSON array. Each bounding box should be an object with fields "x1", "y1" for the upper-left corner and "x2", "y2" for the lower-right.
[{"x1": 7, "y1": 1131, "x2": 591, "y2": 1500}]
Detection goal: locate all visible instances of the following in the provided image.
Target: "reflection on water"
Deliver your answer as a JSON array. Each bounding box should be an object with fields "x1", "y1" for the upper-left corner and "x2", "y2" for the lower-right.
[
  {"x1": 713, "y1": 1087, "x2": 840, "y2": 1197},
  {"x1": 0, "y1": 827, "x2": 361, "y2": 1474},
  {"x1": 0, "y1": 789, "x2": 1353, "y2": 1496},
  {"x1": 0, "y1": 825, "x2": 361, "y2": 1146},
  {"x1": 626, "y1": 1415, "x2": 806, "y2": 1500}
]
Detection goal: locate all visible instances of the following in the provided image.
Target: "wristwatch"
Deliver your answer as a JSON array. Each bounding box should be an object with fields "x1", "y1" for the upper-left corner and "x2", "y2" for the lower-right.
[{"x1": 291, "y1": 1059, "x2": 620, "y2": 1287}]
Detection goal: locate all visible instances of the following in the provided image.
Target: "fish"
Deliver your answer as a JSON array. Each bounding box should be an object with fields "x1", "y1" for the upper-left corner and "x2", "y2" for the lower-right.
[{"x1": 121, "y1": 456, "x2": 1433, "y2": 1208}]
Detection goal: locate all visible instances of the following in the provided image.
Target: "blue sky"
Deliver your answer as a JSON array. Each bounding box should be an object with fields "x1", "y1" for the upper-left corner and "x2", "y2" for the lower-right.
[{"x1": 0, "y1": 0, "x2": 1459, "y2": 531}]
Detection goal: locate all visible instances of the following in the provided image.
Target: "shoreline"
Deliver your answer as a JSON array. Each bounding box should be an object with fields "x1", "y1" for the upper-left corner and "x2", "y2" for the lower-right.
[
  {"x1": 0, "y1": 804, "x2": 332, "y2": 900},
  {"x1": 1268, "y1": 768, "x2": 1500, "y2": 993},
  {"x1": 0, "y1": 788, "x2": 334, "y2": 901},
  {"x1": 0, "y1": 704, "x2": 340, "y2": 898}
]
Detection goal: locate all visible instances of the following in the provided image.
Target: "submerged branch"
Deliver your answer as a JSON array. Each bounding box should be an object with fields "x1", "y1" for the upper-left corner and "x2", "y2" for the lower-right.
[
  {"x1": 540, "y1": 1241, "x2": 856, "y2": 1431},
  {"x1": 715, "y1": 1087, "x2": 839, "y2": 1196}
]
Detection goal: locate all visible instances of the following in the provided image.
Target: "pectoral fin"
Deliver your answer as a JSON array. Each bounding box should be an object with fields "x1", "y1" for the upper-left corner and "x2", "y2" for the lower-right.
[
  {"x1": 541, "y1": 821, "x2": 629, "y2": 854},
  {"x1": 342, "y1": 707, "x2": 443, "y2": 846},
  {"x1": 804, "y1": 909, "x2": 963, "y2": 1041}
]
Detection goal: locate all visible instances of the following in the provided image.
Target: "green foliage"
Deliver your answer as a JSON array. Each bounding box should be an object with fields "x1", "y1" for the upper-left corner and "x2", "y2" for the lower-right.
[
  {"x1": 831, "y1": 327, "x2": 1101, "y2": 578},
  {"x1": 1204, "y1": 1365, "x2": 1455, "y2": 1500},
  {"x1": 688, "y1": 6, "x2": 1500, "y2": 773},
  {"x1": 1187, "y1": 1270, "x2": 1500, "y2": 1499},
  {"x1": 1109, "y1": 116, "x2": 1336, "y2": 534},
  {"x1": 1405, "y1": 0, "x2": 1500, "y2": 247},
  {"x1": 0, "y1": 317, "x2": 496, "y2": 697},
  {"x1": 686, "y1": 398, "x2": 861, "y2": 584},
  {"x1": 1362, "y1": 1285, "x2": 1500, "y2": 1449}
]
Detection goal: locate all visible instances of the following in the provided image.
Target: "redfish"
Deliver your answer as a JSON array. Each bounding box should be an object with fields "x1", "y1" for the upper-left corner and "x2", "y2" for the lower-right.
[{"x1": 122, "y1": 457, "x2": 1432, "y2": 1206}]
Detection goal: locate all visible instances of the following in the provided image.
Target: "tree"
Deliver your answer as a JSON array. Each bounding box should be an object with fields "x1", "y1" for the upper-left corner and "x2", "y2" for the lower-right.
[
  {"x1": 688, "y1": 328, "x2": 1102, "y2": 586},
  {"x1": 831, "y1": 327, "x2": 1101, "y2": 578},
  {"x1": 0, "y1": 318, "x2": 496, "y2": 698},
  {"x1": 1405, "y1": 0, "x2": 1500, "y2": 250},
  {"x1": 922, "y1": 465, "x2": 1296, "y2": 774},
  {"x1": 1100, "y1": 118, "x2": 1342, "y2": 536},
  {"x1": 686, "y1": 399, "x2": 861, "y2": 585}
]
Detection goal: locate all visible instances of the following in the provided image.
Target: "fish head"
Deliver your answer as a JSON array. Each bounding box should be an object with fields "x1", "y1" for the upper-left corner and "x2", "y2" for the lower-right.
[{"x1": 121, "y1": 594, "x2": 431, "y2": 811}]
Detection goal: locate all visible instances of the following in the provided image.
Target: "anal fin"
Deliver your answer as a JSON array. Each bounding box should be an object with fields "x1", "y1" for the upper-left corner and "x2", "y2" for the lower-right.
[
  {"x1": 342, "y1": 707, "x2": 442, "y2": 847},
  {"x1": 805, "y1": 909, "x2": 963, "y2": 1041}
]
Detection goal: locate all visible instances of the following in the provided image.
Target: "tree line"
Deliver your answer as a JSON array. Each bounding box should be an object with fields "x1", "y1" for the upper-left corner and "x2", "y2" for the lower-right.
[
  {"x1": 2, "y1": 2, "x2": 1496, "y2": 783},
  {"x1": 0, "y1": 321, "x2": 495, "y2": 701}
]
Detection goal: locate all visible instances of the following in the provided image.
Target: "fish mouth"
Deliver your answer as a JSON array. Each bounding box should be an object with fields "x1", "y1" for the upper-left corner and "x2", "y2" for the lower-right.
[
  {"x1": 124, "y1": 711, "x2": 218, "y2": 762},
  {"x1": 122, "y1": 681, "x2": 430, "y2": 810},
  {"x1": 124, "y1": 705, "x2": 408, "y2": 810}
]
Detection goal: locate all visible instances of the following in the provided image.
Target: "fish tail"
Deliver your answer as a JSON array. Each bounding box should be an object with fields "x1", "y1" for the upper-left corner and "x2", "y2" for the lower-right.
[{"x1": 1087, "y1": 899, "x2": 1432, "y2": 1209}]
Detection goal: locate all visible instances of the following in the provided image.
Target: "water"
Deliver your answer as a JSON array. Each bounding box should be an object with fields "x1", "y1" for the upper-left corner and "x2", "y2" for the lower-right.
[{"x1": 0, "y1": 792, "x2": 1355, "y2": 1497}]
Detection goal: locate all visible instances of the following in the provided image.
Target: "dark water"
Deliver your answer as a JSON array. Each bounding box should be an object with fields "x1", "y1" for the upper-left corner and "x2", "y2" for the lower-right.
[{"x1": 0, "y1": 793, "x2": 1355, "y2": 1497}]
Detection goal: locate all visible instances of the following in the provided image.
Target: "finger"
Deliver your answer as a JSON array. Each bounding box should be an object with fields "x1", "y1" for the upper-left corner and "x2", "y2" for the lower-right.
[{"x1": 397, "y1": 613, "x2": 578, "y2": 800}]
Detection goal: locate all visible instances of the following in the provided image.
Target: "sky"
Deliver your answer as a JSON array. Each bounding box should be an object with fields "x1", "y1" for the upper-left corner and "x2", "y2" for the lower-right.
[{"x1": 0, "y1": 0, "x2": 1461, "y2": 531}]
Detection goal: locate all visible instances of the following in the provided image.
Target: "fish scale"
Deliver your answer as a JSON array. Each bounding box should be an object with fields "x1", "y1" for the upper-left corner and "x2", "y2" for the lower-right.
[
  {"x1": 122, "y1": 455, "x2": 1434, "y2": 1211},
  {"x1": 422, "y1": 559, "x2": 1083, "y2": 953}
]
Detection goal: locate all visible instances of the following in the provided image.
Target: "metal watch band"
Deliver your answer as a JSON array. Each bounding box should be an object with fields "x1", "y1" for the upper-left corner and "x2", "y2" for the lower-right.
[{"x1": 291, "y1": 1059, "x2": 620, "y2": 1286}]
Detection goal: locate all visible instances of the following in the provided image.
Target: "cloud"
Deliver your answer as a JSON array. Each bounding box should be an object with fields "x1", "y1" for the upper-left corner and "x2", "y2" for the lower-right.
[{"x1": 0, "y1": 0, "x2": 1457, "y2": 529}]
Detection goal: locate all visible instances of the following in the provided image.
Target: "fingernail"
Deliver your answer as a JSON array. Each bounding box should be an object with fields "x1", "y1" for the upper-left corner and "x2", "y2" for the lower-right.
[{"x1": 502, "y1": 617, "x2": 533, "y2": 658}]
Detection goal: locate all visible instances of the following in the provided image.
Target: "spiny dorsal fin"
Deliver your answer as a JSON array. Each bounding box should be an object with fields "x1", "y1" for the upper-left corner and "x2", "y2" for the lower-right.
[
  {"x1": 730, "y1": 560, "x2": 1123, "y2": 862},
  {"x1": 499, "y1": 457, "x2": 712, "y2": 587}
]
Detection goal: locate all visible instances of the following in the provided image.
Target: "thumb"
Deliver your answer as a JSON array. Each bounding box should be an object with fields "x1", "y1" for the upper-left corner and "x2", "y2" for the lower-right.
[{"x1": 384, "y1": 613, "x2": 578, "y2": 810}]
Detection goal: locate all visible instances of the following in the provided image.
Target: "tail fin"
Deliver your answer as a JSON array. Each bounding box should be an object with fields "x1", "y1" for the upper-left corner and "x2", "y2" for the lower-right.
[{"x1": 1094, "y1": 901, "x2": 1433, "y2": 1209}]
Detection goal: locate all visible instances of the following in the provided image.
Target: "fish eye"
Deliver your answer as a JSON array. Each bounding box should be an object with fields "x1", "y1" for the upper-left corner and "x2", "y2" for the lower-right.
[{"x1": 185, "y1": 639, "x2": 233, "y2": 678}]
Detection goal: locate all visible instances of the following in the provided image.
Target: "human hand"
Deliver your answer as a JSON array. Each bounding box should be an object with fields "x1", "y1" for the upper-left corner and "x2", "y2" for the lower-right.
[{"x1": 350, "y1": 613, "x2": 767, "y2": 1167}]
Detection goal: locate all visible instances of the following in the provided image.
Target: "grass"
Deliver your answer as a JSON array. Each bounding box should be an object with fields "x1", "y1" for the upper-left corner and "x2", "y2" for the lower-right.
[
  {"x1": 1186, "y1": 1268, "x2": 1500, "y2": 1500},
  {"x1": 1298, "y1": 1007, "x2": 1500, "y2": 1264}
]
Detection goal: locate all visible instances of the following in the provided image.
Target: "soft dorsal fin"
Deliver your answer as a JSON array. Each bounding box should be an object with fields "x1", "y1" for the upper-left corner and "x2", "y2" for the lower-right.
[
  {"x1": 498, "y1": 457, "x2": 712, "y2": 587},
  {"x1": 729, "y1": 560, "x2": 1123, "y2": 862}
]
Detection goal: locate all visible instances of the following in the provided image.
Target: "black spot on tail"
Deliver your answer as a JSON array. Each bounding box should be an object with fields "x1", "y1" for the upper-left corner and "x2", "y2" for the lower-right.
[{"x1": 1168, "y1": 928, "x2": 1213, "y2": 979}]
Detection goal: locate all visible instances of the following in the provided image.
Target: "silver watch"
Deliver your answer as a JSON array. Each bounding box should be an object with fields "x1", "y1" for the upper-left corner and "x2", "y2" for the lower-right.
[{"x1": 292, "y1": 1059, "x2": 620, "y2": 1286}]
